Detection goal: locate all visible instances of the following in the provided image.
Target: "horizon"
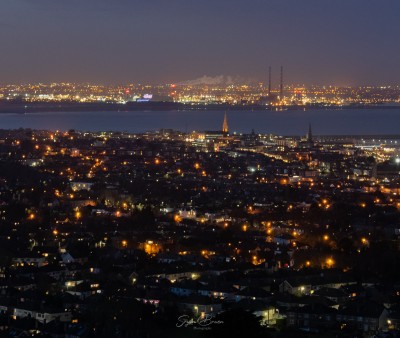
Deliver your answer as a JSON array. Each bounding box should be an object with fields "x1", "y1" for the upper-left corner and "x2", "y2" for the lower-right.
[{"x1": 2, "y1": 80, "x2": 400, "y2": 88}]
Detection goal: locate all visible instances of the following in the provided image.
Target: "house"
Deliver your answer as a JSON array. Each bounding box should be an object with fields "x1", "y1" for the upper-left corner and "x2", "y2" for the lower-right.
[
  {"x1": 312, "y1": 287, "x2": 349, "y2": 305},
  {"x1": 235, "y1": 286, "x2": 272, "y2": 302},
  {"x1": 170, "y1": 279, "x2": 236, "y2": 300},
  {"x1": 279, "y1": 279, "x2": 312, "y2": 296},
  {"x1": 66, "y1": 282, "x2": 101, "y2": 299},
  {"x1": 11, "y1": 304, "x2": 72, "y2": 323},
  {"x1": 170, "y1": 280, "x2": 198, "y2": 297},
  {"x1": 336, "y1": 300, "x2": 389, "y2": 332},
  {"x1": 386, "y1": 309, "x2": 400, "y2": 331},
  {"x1": 273, "y1": 234, "x2": 295, "y2": 245},
  {"x1": 197, "y1": 284, "x2": 236, "y2": 300},
  {"x1": 39, "y1": 265, "x2": 66, "y2": 280},
  {"x1": 176, "y1": 295, "x2": 223, "y2": 316},
  {"x1": 231, "y1": 298, "x2": 280, "y2": 326},
  {"x1": 0, "y1": 277, "x2": 36, "y2": 292},
  {"x1": 70, "y1": 182, "x2": 94, "y2": 192},
  {"x1": 12, "y1": 253, "x2": 47, "y2": 268},
  {"x1": 286, "y1": 303, "x2": 338, "y2": 330}
]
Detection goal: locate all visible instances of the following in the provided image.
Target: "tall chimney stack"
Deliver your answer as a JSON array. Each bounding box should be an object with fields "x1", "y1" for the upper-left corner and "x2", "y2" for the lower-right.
[
  {"x1": 268, "y1": 66, "x2": 272, "y2": 96},
  {"x1": 280, "y1": 66, "x2": 283, "y2": 100}
]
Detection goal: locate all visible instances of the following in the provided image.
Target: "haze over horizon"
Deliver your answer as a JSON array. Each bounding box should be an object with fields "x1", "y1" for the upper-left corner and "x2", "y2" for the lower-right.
[{"x1": 1, "y1": 0, "x2": 399, "y2": 86}]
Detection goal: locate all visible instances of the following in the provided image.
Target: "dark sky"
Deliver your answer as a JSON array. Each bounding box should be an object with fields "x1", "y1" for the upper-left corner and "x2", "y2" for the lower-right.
[{"x1": 1, "y1": 0, "x2": 399, "y2": 85}]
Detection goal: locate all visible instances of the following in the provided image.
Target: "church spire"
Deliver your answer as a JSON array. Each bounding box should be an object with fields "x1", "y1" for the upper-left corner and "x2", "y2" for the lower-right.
[
  {"x1": 307, "y1": 123, "x2": 312, "y2": 142},
  {"x1": 222, "y1": 112, "x2": 229, "y2": 134}
]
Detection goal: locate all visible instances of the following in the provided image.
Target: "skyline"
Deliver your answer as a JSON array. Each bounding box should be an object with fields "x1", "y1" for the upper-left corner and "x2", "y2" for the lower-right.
[
  {"x1": 3, "y1": 78, "x2": 400, "y2": 87},
  {"x1": 2, "y1": 2, "x2": 400, "y2": 336},
  {"x1": 1, "y1": 0, "x2": 400, "y2": 85}
]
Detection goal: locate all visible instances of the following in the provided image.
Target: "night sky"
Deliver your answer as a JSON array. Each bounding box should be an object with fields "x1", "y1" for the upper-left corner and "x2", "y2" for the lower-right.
[{"x1": 1, "y1": 0, "x2": 399, "y2": 85}]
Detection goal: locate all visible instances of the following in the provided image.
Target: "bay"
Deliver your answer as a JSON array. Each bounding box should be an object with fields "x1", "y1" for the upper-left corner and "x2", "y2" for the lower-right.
[{"x1": 0, "y1": 109, "x2": 399, "y2": 135}]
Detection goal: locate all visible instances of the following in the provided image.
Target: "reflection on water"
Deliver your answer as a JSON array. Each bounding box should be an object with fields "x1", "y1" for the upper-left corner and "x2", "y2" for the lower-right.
[{"x1": 0, "y1": 109, "x2": 399, "y2": 135}]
